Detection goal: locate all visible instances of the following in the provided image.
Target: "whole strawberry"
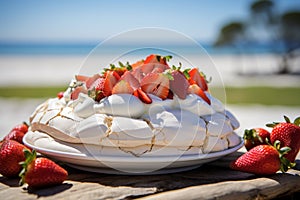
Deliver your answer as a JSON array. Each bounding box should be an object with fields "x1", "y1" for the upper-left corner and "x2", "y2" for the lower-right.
[
  {"x1": 0, "y1": 140, "x2": 29, "y2": 177},
  {"x1": 3, "y1": 122, "x2": 29, "y2": 144},
  {"x1": 267, "y1": 116, "x2": 300, "y2": 162},
  {"x1": 243, "y1": 128, "x2": 270, "y2": 151},
  {"x1": 19, "y1": 150, "x2": 68, "y2": 188},
  {"x1": 230, "y1": 141, "x2": 294, "y2": 175}
]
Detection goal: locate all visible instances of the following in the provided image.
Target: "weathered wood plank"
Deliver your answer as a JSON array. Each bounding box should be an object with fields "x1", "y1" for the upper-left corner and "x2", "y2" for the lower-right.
[{"x1": 0, "y1": 151, "x2": 299, "y2": 200}]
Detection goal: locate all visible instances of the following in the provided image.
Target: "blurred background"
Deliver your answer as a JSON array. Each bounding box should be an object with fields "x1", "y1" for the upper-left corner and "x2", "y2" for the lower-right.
[{"x1": 0, "y1": 0, "x2": 300, "y2": 135}]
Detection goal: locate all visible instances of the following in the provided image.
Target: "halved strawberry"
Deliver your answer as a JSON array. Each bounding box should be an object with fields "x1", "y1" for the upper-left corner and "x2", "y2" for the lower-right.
[
  {"x1": 169, "y1": 70, "x2": 189, "y2": 99},
  {"x1": 133, "y1": 88, "x2": 152, "y2": 104},
  {"x1": 144, "y1": 54, "x2": 167, "y2": 65},
  {"x1": 141, "y1": 73, "x2": 169, "y2": 100},
  {"x1": 188, "y1": 68, "x2": 208, "y2": 91},
  {"x1": 112, "y1": 80, "x2": 134, "y2": 94},
  {"x1": 120, "y1": 71, "x2": 140, "y2": 90},
  {"x1": 167, "y1": 90, "x2": 174, "y2": 99},
  {"x1": 75, "y1": 75, "x2": 89, "y2": 82},
  {"x1": 70, "y1": 86, "x2": 87, "y2": 100},
  {"x1": 142, "y1": 54, "x2": 170, "y2": 75},
  {"x1": 85, "y1": 74, "x2": 101, "y2": 89},
  {"x1": 131, "y1": 60, "x2": 144, "y2": 69},
  {"x1": 131, "y1": 67, "x2": 144, "y2": 83},
  {"x1": 188, "y1": 84, "x2": 211, "y2": 104},
  {"x1": 103, "y1": 71, "x2": 120, "y2": 96}
]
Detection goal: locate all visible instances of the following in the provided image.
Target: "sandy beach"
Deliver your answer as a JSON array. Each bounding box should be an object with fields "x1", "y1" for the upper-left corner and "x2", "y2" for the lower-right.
[{"x1": 0, "y1": 54, "x2": 300, "y2": 87}]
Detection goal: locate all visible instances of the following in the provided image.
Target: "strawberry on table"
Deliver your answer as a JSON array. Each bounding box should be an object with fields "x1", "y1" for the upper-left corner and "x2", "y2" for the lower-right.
[
  {"x1": 19, "y1": 150, "x2": 68, "y2": 188},
  {"x1": 267, "y1": 116, "x2": 300, "y2": 162},
  {"x1": 230, "y1": 141, "x2": 295, "y2": 175},
  {"x1": 0, "y1": 140, "x2": 29, "y2": 177},
  {"x1": 3, "y1": 130, "x2": 25, "y2": 144},
  {"x1": 141, "y1": 72, "x2": 170, "y2": 100},
  {"x1": 243, "y1": 128, "x2": 270, "y2": 151},
  {"x1": 12, "y1": 122, "x2": 29, "y2": 134},
  {"x1": 3, "y1": 122, "x2": 29, "y2": 144}
]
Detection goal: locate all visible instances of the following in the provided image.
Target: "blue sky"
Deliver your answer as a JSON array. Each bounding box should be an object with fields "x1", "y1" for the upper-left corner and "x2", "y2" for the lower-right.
[{"x1": 0, "y1": 0, "x2": 299, "y2": 44}]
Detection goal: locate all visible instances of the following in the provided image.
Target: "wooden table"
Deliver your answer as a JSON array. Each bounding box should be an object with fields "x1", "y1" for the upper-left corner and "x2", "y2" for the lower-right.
[{"x1": 1, "y1": 148, "x2": 300, "y2": 200}]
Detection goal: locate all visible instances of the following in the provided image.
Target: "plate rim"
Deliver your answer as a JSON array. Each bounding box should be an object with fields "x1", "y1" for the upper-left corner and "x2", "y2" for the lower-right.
[{"x1": 23, "y1": 131, "x2": 244, "y2": 163}]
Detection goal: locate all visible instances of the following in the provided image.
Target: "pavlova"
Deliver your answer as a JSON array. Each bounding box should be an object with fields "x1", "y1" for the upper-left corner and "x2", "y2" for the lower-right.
[{"x1": 29, "y1": 54, "x2": 241, "y2": 157}]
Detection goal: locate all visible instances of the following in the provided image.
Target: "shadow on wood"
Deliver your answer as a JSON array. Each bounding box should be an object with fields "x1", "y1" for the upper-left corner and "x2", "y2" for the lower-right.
[{"x1": 24, "y1": 183, "x2": 73, "y2": 197}]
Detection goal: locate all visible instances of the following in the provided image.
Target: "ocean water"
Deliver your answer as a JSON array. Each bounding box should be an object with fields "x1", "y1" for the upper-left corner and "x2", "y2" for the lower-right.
[
  {"x1": 1, "y1": 42, "x2": 299, "y2": 88},
  {"x1": 0, "y1": 42, "x2": 284, "y2": 56}
]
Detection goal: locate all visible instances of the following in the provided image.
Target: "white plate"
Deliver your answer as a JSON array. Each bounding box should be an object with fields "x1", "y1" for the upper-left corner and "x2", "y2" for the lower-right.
[{"x1": 23, "y1": 131, "x2": 243, "y2": 175}]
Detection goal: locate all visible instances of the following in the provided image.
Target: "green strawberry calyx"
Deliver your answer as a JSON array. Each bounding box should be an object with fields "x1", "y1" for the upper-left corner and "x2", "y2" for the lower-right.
[
  {"x1": 244, "y1": 129, "x2": 264, "y2": 144},
  {"x1": 266, "y1": 115, "x2": 300, "y2": 128},
  {"x1": 19, "y1": 149, "x2": 37, "y2": 186},
  {"x1": 273, "y1": 140, "x2": 296, "y2": 172}
]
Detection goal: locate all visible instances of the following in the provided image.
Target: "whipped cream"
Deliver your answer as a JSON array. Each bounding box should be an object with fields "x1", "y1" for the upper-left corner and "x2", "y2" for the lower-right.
[
  {"x1": 94, "y1": 94, "x2": 145, "y2": 118},
  {"x1": 71, "y1": 92, "x2": 225, "y2": 120}
]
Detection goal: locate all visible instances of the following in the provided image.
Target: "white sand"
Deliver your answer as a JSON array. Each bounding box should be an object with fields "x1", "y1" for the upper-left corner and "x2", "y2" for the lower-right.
[{"x1": 0, "y1": 54, "x2": 299, "y2": 87}]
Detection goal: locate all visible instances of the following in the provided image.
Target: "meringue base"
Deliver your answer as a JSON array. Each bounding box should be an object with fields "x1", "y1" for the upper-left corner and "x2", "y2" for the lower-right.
[{"x1": 23, "y1": 131, "x2": 243, "y2": 174}]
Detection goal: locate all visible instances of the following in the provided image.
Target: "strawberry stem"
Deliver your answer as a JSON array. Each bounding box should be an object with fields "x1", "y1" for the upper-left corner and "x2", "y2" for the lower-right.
[
  {"x1": 22, "y1": 121, "x2": 29, "y2": 127},
  {"x1": 294, "y1": 117, "x2": 300, "y2": 126},
  {"x1": 19, "y1": 149, "x2": 37, "y2": 186},
  {"x1": 284, "y1": 115, "x2": 291, "y2": 123},
  {"x1": 273, "y1": 140, "x2": 295, "y2": 173}
]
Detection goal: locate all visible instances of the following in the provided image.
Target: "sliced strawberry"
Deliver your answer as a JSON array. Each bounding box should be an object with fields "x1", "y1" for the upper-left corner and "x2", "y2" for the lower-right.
[
  {"x1": 169, "y1": 70, "x2": 189, "y2": 99},
  {"x1": 188, "y1": 68, "x2": 208, "y2": 91},
  {"x1": 144, "y1": 54, "x2": 167, "y2": 65},
  {"x1": 75, "y1": 74, "x2": 89, "y2": 82},
  {"x1": 188, "y1": 84, "x2": 211, "y2": 104},
  {"x1": 141, "y1": 73, "x2": 169, "y2": 100},
  {"x1": 131, "y1": 67, "x2": 144, "y2": 83},
  {"x1": 142, "y1": 54, "x2": 170, "y2": 75},
  {"x1": 71, "y1": 86, "x2": 87, "y2": 100},
  {"x1": 85, "y1": 74, "x2": 101, "y2": 89},
  {"x1": 141, "y1": 62, "x2": 169, "y2": 75},
  {"x1": 167, "y1": 90, "x2": 174, "y2": 99},
  {"x1": 131, "y1": 60, "x2": 144, "y2": 69},
  {"x1": 133, "y1": 88, "x2": 152, "y2": 104},
  {"x1": 103, "y1": 71, "x2": 120, "y2": 96},
  {"x1": 120, "y1": 71, "x2": 140, "y2": 90},
  {"x1": 112, "y1": 80, "x2": 134, "y2": 94}
]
